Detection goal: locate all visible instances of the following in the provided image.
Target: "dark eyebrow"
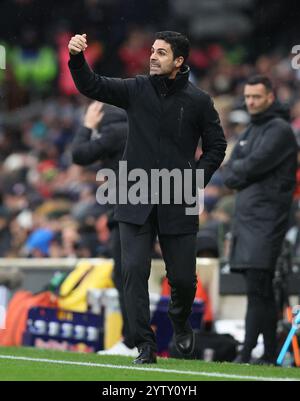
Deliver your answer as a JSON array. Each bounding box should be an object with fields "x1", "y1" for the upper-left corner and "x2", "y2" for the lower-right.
[{"x1": 151, "y1": 47, "x2": 168, "y2": 53}]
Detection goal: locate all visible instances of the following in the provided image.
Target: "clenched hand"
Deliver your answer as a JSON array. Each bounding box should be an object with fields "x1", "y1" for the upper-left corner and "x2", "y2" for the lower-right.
[{"x1": 68, "y1": 34, "x2": 88, "y2": 55}]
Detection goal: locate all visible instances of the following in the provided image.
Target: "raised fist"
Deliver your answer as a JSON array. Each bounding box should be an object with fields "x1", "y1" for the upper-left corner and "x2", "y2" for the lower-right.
[{"x1": 68, "y1": 34, "x2": 88, "y2": 55}]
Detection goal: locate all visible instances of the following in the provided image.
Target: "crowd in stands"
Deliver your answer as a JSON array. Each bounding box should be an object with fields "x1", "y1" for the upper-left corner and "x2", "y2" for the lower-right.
[{"x1": 1, "y1": 0, "x2": 300, "y2": 260}]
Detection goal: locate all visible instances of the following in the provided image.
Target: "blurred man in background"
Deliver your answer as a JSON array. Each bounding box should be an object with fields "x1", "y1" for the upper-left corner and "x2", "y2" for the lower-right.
[
  {"x1": 223, "y1": 76, "x2": 298, "y2": 364},
  {"x1": 72, "y1": 101, "x2": 138, "y2": 356}
]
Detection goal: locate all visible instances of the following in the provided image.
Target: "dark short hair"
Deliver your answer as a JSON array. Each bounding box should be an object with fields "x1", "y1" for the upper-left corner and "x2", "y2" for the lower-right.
[
  {"x1": 155, "y1": 31, "x2": 190, "y2": 62},
  {"x1": 246, "y1": 75, "x2": 274, "y2": 93}
]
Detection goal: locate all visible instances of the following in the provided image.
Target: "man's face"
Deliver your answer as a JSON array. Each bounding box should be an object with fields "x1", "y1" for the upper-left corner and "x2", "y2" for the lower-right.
[
  {"x1": 149, "y1": 39, "x2": 183, "y2": 77},
  {"x1": 244, "y1": 84, "x2": 274, "y2": 115}
]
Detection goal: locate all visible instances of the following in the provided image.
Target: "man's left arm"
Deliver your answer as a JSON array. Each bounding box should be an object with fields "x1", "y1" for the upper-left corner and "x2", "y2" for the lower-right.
[{"x1": 196, "y1": 95, "x2": 227, "y2": 187}]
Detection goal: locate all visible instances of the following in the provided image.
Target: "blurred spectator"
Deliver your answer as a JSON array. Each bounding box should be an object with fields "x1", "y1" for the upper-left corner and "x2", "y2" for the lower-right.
[
  {"x1": 0, "y1": 207, "x2": 12, "y2": 257},
  {"x1": 118, "y1": 28, "x2": 151, "y2": 76},
  {"x1": 24, "y1": 227, "x2": 54, "y2": 257},
  {"x1": 10, "y1": 27, "x2": 57, "y2": 96}
]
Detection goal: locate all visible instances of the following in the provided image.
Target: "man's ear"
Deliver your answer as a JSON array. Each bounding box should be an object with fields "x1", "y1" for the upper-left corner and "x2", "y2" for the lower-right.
[
  {"x1": 174, "y1": 56, "x2": 184, "y2": 68},
  {"x1": 268, "y1": 91, "x2": 275, "y2": 103}
]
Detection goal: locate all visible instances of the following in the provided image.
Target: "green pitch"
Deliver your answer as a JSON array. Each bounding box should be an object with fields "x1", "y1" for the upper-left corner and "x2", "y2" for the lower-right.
[{"x1": 0, "y1": 346, "x2": 299, "y2": 381}]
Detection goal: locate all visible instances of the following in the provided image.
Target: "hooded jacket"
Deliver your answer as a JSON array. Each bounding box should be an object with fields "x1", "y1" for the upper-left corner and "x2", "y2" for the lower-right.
[{"x1": 223, "y1": 101, "x2": 298, "y2": 270}]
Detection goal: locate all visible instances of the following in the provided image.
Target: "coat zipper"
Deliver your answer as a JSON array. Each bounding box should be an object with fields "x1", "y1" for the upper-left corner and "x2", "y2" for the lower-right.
[{"x1": 178, "y1": 106, "x2": 184, "y2": 138}]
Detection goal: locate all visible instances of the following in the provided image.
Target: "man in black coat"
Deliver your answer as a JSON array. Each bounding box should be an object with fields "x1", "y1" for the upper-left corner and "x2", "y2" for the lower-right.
[
  {"x1": 68, "y1": 31, "x2": 226, "y2": 364},
  {"x1": 72, "y1": 101, "x2": 127, "y2": 171},
  {"x1": 72, "y1": 101, "x2": 139, "y2": 356},
  {"x1": 223, "y1": 76, "x2": 298, "y2": 364}
]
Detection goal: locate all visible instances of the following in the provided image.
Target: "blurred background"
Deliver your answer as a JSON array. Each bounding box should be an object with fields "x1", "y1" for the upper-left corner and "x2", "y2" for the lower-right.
[{"x1": 0, "y1": 0, "x2": 300, "y2": 260}]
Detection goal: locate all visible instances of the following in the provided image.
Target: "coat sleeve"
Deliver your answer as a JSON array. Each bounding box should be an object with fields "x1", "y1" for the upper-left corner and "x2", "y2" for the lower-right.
[
  {"x1": 222, "y1": 141, "x2": 251, "y2": 190},
  {"x1": 72, "y1": 124, "x2": 125, "y2": 165},
  {"x1": 222, "y1": 165, "x2": 250, "y2": 190},
  {"x1": 196, "y1": 95, "x2": 227, "y2": 187},
  {"x1": 68, "y1": 53, "x2": 135, "y2": 109},
  {"x1": 230, "y1": 121, "x2": 295, "y2": 181}
]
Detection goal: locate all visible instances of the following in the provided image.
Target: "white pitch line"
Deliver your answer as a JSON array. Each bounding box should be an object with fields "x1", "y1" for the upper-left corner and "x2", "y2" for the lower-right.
[{"x1": 0, "y1": 355, "x2": 298, "y2": 381}]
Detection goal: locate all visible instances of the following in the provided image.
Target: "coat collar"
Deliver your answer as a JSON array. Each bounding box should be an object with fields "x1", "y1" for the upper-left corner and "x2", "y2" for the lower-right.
[
  {"x1": 149, "y1": 65, "x2": 190, "y2": 96},
  {"x1": 250, "y1": 100, "x2": 290, "y2": 125}
]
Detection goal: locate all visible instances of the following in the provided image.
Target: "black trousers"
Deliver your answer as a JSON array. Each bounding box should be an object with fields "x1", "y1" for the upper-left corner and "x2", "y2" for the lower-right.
[
  {"x1": 242, "y1": 269, "x2": 277, "y2": 362},
  {"x1": 110, "y1": 225, "x2": 133, "y2": 348},
  {"x1": 119, "y1": 208, "x2": 197, "y2": 351}
]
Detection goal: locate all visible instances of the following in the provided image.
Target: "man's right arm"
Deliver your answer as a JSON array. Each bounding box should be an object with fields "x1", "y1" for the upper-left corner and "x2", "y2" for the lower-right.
[
  {"x1": 68, "y1": 34, "x2": 134, "y2": 109},
  {"x1": 72, "y1": 126, "x2": 102, "y2": 165},
  {"x1": 72, "y1": 101, "x2": 126, "y2": 165}
]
